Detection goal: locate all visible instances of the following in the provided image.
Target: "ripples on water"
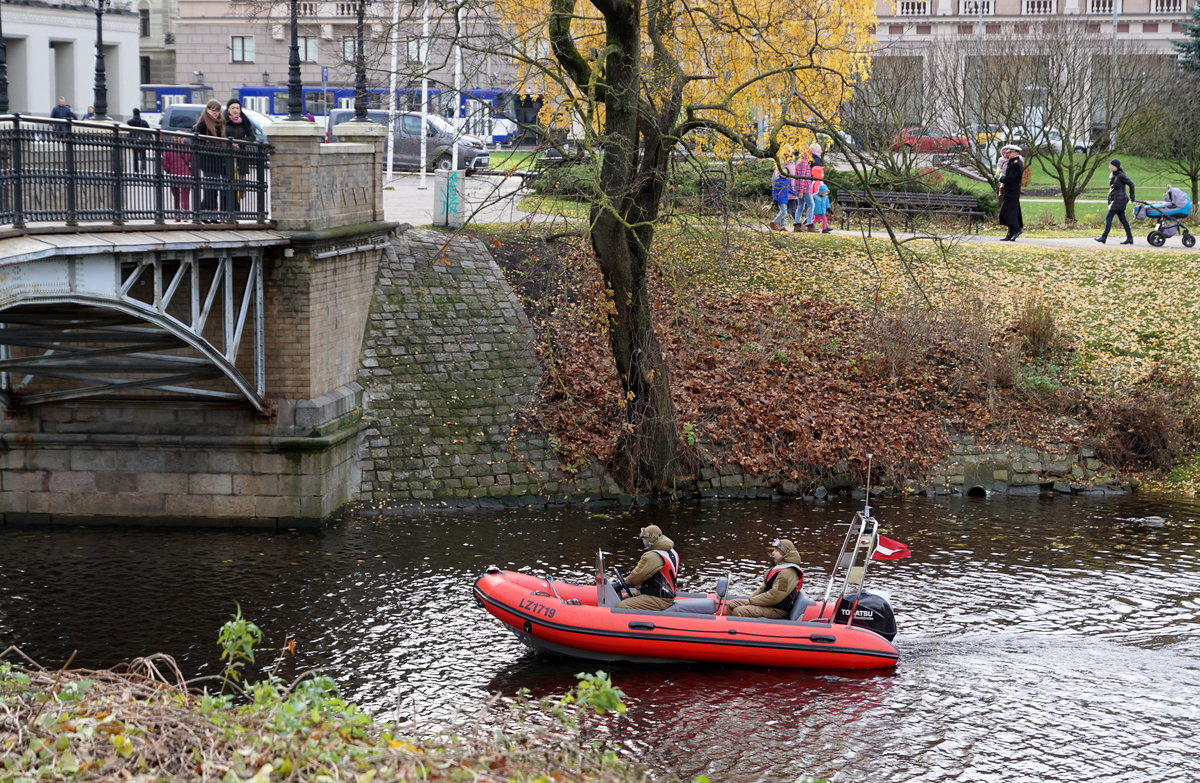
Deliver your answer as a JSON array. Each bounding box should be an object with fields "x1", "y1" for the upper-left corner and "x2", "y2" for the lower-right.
[{"x1": 3, "y1": 494, "x2": 1200, "y2": 782}]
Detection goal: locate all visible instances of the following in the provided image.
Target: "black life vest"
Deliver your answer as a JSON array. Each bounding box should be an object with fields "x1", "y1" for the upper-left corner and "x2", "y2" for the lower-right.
[
  {"x1": 762, "y1": 563, "x2": 804, "y2": 614},
  {"x1": 640, "y1": 549, "x2": 680, "y2": 599}
]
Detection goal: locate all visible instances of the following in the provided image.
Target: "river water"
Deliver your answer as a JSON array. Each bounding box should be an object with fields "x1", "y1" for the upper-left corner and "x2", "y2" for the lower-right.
[{"x1": 3, "y1": 494, "x2": 1199, "y2": 782}]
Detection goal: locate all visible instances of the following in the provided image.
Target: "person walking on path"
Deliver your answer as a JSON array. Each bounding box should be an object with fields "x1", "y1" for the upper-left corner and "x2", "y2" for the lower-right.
[
  {"x1": 998, "y1": 145, "x2": 1024, "y2": 241},
  {"x1": 769, "y1": 167, "x2": 791, "y2": 231},
  {"x1": 792, "y1": 149, "x2": 814, "y2": 232},
  {"x1": 1095, "y1": 159, "x2": 1135, "y2": 245},
  {"x1": 806, "y1": 143, "x2": 825, "y2": 232}
]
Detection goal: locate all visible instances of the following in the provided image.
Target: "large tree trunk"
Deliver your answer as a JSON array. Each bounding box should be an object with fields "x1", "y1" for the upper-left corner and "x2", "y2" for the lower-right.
[
  {"x1": 586, "y1": 0, "x2": 686, "y2": 494},
  {"x1": 591, "y1": 214, "x2": 685, "y2": 493}
]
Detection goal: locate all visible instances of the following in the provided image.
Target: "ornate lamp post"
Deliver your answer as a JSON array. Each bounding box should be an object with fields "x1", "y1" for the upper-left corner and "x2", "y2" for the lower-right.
[
  {"x1": 93, "y1": 0, "x2": 110, "y2": 120},
  {"x1": 287, "y1": 0, "x2": 304, "y2": 120},
  {"x1": 352, "y1": 0, "x2": 369, "y2": 121},
  {"x1": 0, "y1": 2, "x2": 9, "y2": 114}
]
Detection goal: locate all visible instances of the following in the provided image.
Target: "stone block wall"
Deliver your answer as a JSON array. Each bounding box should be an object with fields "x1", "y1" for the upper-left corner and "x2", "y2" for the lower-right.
[
  {"x1": 0, "y1": 401, "x2": 360, "y2": 528},
  {"x1": 355, "y1": 229, "x2": 621, "y2": 505}
]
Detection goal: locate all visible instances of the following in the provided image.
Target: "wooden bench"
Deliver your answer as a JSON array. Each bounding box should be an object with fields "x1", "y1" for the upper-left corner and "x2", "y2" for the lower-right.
[{"x1": 835, "y1": 189, "x2": 984, "y2": 235}]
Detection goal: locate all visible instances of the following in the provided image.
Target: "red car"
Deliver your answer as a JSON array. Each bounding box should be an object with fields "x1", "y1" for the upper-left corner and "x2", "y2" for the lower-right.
[{"x1": 890, "y1": 127, "x2": 969, "y2": 153}]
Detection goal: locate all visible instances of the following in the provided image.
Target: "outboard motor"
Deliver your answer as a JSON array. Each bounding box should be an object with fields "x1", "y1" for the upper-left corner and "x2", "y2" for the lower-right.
[{"x1": 835, "y1": 591, "x2": 897, "y2": 641}]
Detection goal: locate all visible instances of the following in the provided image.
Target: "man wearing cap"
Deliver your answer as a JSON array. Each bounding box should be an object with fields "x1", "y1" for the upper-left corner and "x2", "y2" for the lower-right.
[
  {"x1": 616, "y1": 525, "x2": 680, "y2": 610},
  {"x1": 998, "y1": 145, "x2": 1024, "y2": 241},
  {"x1": 727, "y1": 538, "x2": 805, "y2": 618}
]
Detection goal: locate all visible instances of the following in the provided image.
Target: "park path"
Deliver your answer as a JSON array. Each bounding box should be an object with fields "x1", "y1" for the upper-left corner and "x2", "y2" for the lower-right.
[{"x1": 380, "y1": 171, "x2": 1196, "y2": 253}]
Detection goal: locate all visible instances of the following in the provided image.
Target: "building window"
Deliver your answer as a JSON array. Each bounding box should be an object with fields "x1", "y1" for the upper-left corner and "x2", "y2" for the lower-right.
[
  {"x1": 960, "y1": 0, "x2": 992, "y2": 14},
  {"x1": 299, "y1": 36, "x2": 318, "y2": 62},
  {"x1": 231, "y1": 35, "x2": 255, "y2": 63},
  {"x1": 140, "y1": 56, "x2": 151, "y2": 84},
  {"x1": 139, "y1": 8, "x2": 151, "y2": 37},
  {"x1": 343, "y1": 35, "x2": 357, "y2": 62}
]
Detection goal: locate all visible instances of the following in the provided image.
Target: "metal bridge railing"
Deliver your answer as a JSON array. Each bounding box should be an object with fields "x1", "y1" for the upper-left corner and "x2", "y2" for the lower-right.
[{"x1": 0, "y1": 114, "x2": 271, "y2": 234}]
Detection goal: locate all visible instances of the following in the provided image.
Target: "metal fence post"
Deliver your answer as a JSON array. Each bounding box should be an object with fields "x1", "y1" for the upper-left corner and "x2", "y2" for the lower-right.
[{"x1": 65, "y1": 119, "x2": 77, "y2": 226}]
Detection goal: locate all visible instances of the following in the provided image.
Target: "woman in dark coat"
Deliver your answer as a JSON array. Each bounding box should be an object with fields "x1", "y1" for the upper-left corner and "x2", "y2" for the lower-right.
[
  {"x1": 1095, "y1": 158, "x2": 1136, "y2": 245},
  {"x1": 223, "y1": 98, "x2": 259, "y2": 213},
  {"x1": 191, "y1": 99, "x2": 229, "y2": 222},
  {"x1": 998, "y1": 145, "x2": 1024, "y2": 241}
]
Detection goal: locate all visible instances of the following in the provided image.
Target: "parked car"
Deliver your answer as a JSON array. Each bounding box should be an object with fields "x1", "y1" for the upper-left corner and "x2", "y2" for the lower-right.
[
  {"x1": 1007, "y1": 126, "x2": 1087, "y2": 154},
  {"x1": 325, "y1": 108, "x2": 489, "y2": 171},
  {"x1": 890, "y1": 127, "x2": 969, "y2": 153},
  {"x1": 160, "y1": 103, "x2": 273, "y2": 143},
  {"x1": 965, "y1": 123, "x2": 1006, "y2": 146}
]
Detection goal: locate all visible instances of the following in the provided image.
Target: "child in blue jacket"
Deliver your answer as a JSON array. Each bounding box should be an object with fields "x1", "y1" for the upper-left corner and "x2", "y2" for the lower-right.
[
  {"x1": 770, "y1": 171, "x2": 791, "y2": 231},
  {"x1": 812, "y1": 182, "x2": 831, "y2": 233}
]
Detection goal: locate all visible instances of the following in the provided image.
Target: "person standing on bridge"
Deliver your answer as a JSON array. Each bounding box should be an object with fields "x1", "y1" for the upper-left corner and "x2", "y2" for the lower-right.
[
  {"x1": 127, "y1": 108, "x2": 151, "y2": 173},
  {"x1": 223, "y1": 99, "x2": 259, "y2": 214},
  {"x1": 50, "y1": 97, "x2": 76, "y2": 133},
  {"x1": 191, "y1": 99, "x2": 229, "y2": 222},
  {"x1": 998, "y1": 145, "x2": 1024, "y2": 242},
  {"x1": 1095, "y1": 159, "x2": 1135, "y2": 245}
]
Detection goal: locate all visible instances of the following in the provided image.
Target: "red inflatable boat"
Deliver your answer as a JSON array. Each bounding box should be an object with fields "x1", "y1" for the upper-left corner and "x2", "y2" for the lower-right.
[{"x1": 474, "y1": 510, "x2": 901, "y2": 670}]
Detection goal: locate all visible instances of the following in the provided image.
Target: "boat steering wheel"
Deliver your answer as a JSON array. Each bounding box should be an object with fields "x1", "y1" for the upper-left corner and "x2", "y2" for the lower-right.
[{"x1": 610, "y1": 570, "x2": 633, "y2": 599}]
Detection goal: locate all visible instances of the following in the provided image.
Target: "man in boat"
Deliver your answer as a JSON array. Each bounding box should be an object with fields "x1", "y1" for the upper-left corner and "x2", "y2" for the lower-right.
[
  {"x1": 616, "y1": 525, "x2": 680, "y2": 610},
  {"x1": 727, "y1": 538, "x2": 804, "y2": 618}
]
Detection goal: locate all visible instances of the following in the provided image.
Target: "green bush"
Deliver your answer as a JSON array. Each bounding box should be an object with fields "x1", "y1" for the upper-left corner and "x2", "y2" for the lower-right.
[{"x1": 527, "y1": 154, "x2": 997, "y2": 216}]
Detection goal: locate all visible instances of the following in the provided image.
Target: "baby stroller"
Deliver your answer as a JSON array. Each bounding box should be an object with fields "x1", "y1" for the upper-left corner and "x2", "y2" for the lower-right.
[{"x1": 1132, "y1": 187, "x2": 1194, "y2": 248}]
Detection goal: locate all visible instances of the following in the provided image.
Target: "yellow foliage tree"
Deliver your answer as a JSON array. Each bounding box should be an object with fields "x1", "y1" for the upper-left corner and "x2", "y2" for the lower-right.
[{"x1": 494, "y1": 0, "x2": 876, "y2": 493}]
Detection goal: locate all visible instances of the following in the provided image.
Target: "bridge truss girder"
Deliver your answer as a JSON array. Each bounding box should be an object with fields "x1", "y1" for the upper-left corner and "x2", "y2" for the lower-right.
[{"x1": 0, "y1": 249, "x2": 267, "y2": 412}]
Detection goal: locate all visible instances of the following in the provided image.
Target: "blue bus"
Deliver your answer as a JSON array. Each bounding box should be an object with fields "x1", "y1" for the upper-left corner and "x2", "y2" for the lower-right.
[{"x1": 139, "y1": 84, "x2": 215, "y2": 126}]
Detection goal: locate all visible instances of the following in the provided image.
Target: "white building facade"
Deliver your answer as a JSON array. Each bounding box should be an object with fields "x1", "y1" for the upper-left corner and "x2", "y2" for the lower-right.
[{"x1": 2, "y1": 0, "x2": 141, "y2": 121}]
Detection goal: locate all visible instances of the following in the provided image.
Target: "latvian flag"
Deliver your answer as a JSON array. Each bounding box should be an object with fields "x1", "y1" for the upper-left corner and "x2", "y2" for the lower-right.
[{"x1": 871, "y1": 535, "x2": 911, "y2": 561}]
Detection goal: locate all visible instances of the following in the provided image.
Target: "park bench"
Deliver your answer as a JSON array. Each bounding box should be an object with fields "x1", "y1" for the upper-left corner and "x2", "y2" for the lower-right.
[{"x1": 835, "y1": 189, "x2": 984, "y2": 236}]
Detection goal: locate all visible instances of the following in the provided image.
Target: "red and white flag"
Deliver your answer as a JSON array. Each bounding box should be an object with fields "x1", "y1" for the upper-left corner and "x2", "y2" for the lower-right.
[{"x1": 871, "y1": 535, "x2": 911, "y2": 561}]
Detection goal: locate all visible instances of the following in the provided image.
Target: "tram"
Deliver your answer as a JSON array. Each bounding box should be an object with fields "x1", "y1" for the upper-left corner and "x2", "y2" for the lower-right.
[
  {"x1": 232, "y1": 85, "x2": 545, "y2": 146},
  {"x1": 138, "y1": 84, "x2": 216, "y2": 127},
  {"x1": 233, "y1": 86, "x2": 443, "y2": 123}
]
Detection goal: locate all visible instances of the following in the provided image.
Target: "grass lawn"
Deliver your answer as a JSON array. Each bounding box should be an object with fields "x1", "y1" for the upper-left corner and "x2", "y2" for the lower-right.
[
  {"x1": 488, "y1": 149, "x2": 539, "y2": 170},
  {"x1": 651, "y1": 228, "x2": 1200, "y2": 389}
]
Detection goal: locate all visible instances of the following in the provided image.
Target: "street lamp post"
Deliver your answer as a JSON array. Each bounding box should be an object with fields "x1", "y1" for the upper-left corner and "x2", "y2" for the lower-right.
[
  {"x1": 287, "y1": 0, "x2": 304, "y2": 120},
  {"x1": 93, "y1": 0, "x2": 110, "y2": 120},
  {"x1": 352, "y1": 0, "x2": 368, "y2": 121},
  {"x1": 0, "y1": 2, "x2": 9, "y2": 114}
]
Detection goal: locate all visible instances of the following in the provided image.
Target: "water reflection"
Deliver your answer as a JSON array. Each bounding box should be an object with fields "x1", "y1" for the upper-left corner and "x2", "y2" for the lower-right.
[{"x1": 2, "y1": 494, "x2": 1199, "y2": 782}]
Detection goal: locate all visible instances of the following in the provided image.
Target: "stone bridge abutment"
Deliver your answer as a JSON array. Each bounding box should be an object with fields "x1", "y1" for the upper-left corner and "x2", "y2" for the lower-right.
[{"x1": 0, "y1": 119, "x2": 619, "y2": 528}]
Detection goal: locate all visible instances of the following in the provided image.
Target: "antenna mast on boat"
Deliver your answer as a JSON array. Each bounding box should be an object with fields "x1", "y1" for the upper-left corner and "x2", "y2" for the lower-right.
[{"x1": 863, "y1": 453, "x2": 873, "y2": 519}]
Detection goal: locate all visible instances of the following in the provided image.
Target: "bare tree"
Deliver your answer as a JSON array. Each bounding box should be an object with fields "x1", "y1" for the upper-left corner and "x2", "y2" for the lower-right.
[
  {"x1": 997, "y1": 23, "x2": 1154, "y2": 222},
  {"x1": 1119, "y1": 71, "x2": 1200, "y2": 210}
]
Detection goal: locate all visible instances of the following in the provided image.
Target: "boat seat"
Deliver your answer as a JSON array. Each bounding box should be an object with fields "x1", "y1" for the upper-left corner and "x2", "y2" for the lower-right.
[
  {"x1": 788, "y1": 590, "x2": 817, "y2": 621},
  {"x1": 664, "y1": 598, "x2": 717, "y2": 615}
]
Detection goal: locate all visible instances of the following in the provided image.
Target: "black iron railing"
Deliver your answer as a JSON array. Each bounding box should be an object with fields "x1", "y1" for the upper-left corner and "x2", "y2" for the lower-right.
[{"x1": 0, "y1": 114, "x2": 271, "y2": 233}]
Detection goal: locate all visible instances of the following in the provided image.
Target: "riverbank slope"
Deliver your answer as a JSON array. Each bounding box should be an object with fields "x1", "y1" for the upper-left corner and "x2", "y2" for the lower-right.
[{"x1": 482, "y1": 226, "x2": 1200, "y2": 497}]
